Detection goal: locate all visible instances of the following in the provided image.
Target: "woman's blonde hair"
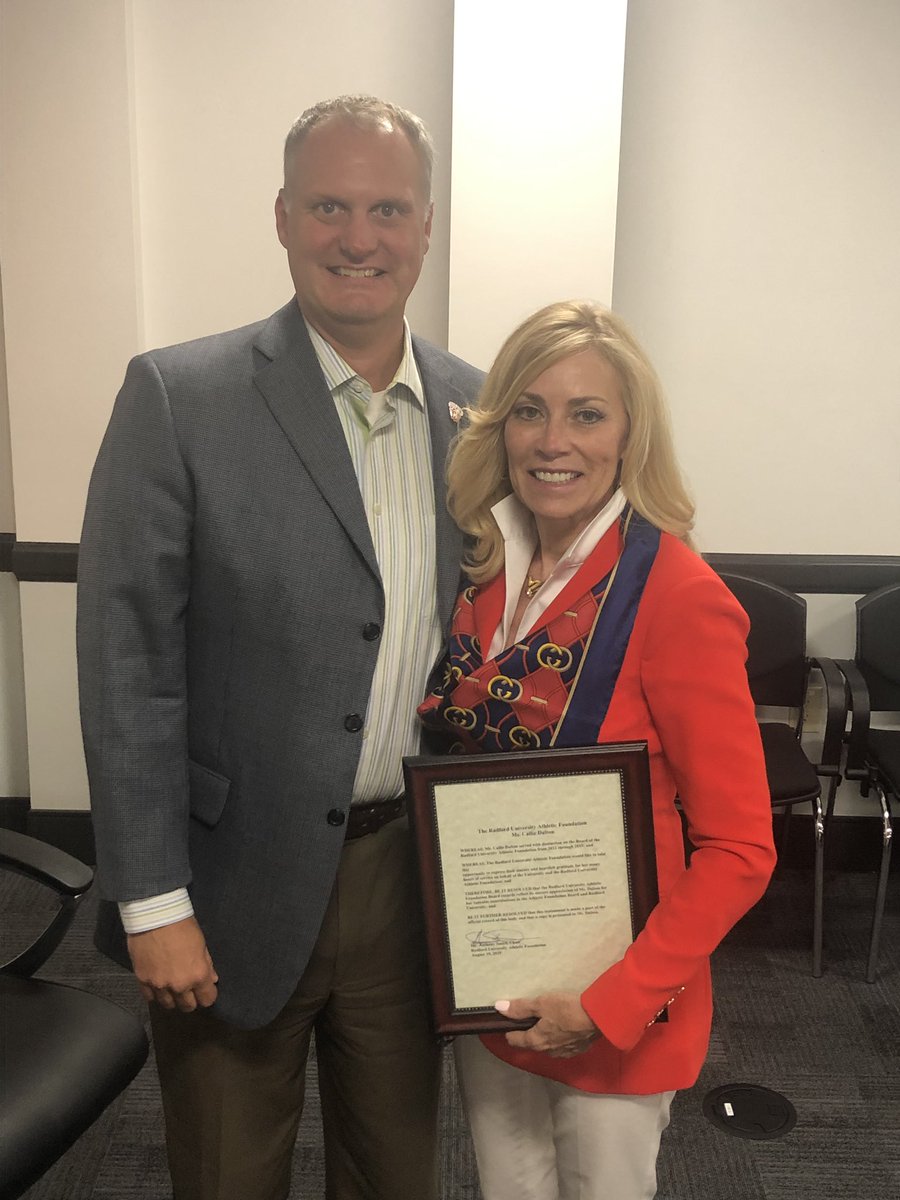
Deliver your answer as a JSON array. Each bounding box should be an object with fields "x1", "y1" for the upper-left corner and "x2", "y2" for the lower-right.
[{"x1": 448, "y1": 300, "x2": 695, "y2": 582}]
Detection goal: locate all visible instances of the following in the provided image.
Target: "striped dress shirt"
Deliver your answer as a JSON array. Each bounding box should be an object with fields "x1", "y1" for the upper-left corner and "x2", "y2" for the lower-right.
[{"x1": 306, "y1": 319, "x2": 440, "y2": 803}]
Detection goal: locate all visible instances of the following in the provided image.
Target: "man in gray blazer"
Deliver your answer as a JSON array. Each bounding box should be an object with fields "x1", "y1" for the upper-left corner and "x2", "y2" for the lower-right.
[{"x1": 77, "y1": 95, "x2": 483, "y2": 1200}]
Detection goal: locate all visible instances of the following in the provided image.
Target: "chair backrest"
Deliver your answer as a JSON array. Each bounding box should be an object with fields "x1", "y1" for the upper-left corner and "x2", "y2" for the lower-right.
[
  {"x1": 718, "y1": 573, "x2": 808, "y2": 708},
  {"x1": 856, "y1": 582, "x2": 900, "y2": 711}
]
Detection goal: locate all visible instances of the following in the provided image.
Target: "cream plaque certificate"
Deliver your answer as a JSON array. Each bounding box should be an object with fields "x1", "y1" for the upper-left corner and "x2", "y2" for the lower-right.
[{"x1": 404, "y1": 743, "x2": 658, "y2": 1035}]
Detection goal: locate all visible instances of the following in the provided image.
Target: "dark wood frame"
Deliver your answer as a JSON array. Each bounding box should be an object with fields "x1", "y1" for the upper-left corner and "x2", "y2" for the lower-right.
[{"x1": 404, "y1": 742, "x2": 658, "y2": 1036}]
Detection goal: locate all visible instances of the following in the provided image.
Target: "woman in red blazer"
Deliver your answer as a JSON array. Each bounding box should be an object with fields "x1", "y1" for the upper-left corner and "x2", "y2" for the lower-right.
[{"x1": 419, "y1": 301, "x2": 776, "y2": 1200}]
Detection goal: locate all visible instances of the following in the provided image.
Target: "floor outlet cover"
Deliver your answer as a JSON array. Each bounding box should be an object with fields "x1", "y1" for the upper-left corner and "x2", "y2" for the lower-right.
[{"x1": 702, "y1": 1083, "x2": 797, "y2": 1140}]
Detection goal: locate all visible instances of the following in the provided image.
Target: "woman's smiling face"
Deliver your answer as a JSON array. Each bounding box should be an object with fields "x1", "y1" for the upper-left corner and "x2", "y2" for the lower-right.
[{"x1": 503, "y1": 349, "x2": 630, "y2": 549}]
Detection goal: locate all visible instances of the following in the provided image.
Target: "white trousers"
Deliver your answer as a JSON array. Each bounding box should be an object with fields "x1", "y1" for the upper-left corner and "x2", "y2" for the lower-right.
[{"x1": 454, "y1": 1037, "x2": 675, "y2": 1200}]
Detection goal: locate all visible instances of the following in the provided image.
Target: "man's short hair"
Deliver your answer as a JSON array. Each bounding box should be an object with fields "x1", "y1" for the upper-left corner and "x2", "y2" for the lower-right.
[{"x1": 283, "y1": 94, "x2": 435, "y2": 201}]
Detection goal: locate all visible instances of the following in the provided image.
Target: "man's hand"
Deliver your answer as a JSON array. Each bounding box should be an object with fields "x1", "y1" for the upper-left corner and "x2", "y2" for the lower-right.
[
  {"x1": 127, "y1": 916, "x2": 219, "y2": 1012},
  {"x1": 497, "y1": 991, "x2": 600, "y2": 1058}
]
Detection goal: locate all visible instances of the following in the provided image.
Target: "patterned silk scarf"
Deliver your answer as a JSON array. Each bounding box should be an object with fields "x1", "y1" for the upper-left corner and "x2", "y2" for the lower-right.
[{"x1": 420, "y1": 507, "x2": 661, "y2": 753}]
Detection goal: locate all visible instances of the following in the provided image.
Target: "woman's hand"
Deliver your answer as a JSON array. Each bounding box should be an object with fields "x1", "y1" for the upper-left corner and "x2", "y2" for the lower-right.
[{"x1": 497, "y1": 992, "x2": 601, "y2": 1058}]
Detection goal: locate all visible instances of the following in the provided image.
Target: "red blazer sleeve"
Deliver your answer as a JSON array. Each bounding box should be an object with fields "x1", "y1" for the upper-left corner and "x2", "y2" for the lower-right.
[{"x1": 581, "y1": 567, "x2": 777, "y2": 1051}]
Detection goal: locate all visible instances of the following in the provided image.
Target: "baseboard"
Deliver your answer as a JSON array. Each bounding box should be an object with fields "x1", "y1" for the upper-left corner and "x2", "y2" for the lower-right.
[
  {"x1": 0, "y1": 797, "x2": 29, "y2": 833},
  {"x1": 0, "y1": 804, "x2": 97, "y2": 864},
  {"x1": 775, "y1": 811, "x2": 896, "y2": 873}
]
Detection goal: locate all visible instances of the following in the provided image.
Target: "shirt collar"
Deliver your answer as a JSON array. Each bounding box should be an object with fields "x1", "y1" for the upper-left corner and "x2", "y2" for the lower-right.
[
  {"x1": 304, "y1": 318, "x2": 425, "y2": 409},
  {"x1": 491, "y1": 487, "x2": 628, "y2": 572}
]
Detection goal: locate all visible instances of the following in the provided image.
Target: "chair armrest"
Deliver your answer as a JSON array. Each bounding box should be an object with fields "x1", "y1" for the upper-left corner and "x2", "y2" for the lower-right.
[
  {"x1": 0, "y1": 829, "x2": 93, "y2": 978},
  {"x1": 834, "y1": 658, "x2": 871, "y2": 782},
  {"x1": 807, "y1": 656, "x2": 848, "y2": 776},
  {"x1": 0, "y1": 828, "x2": 93, "y2": 895}
]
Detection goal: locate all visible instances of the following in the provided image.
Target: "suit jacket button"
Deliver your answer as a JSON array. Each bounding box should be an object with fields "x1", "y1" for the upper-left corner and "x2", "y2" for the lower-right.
[
  {"x1": 344, "y1": 713, "x2": 364, "y2": 732},
  {"x1": 327, "y1": 809, "x2": 346, "y2": 827},
  {"x1": 362, "y1": 622, "x2": 381, "y2": 641}
]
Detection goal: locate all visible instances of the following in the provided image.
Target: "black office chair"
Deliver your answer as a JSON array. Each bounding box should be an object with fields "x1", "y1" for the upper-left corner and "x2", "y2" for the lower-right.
[
  {"x1": 836, "y1": 581, "x2": 900, "y2": 982},
  {"x1": 718, "y1": 574, "x2": 846, "y2": 976},
  {"x1": 0, "y1": 828, "x2": 149, "y2": 1200}
]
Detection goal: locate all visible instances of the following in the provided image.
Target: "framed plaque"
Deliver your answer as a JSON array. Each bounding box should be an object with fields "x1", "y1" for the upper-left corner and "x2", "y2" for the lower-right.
[{"x1": 403, "y1": 742, "x2": 658, "y2": 1036}]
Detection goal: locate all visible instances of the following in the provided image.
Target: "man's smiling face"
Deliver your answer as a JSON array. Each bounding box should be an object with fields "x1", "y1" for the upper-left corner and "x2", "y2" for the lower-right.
[{"x1": 275, "y1": 116, "x2": 432, "y2": 347}]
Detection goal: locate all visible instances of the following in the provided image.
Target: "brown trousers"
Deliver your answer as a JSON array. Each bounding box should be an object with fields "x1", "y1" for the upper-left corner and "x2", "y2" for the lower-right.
[{"x1": 149, "y1": 819, "x2": 441, "y2": 1200}]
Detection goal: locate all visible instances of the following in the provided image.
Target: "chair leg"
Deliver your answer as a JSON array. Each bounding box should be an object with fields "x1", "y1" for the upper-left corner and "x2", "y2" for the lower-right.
[
  {"x1": 865, "y1": 785, "x2": 893, "y2": 983},
  {"x1": 825, "y1": 778, "x2": 840, "y2": 824},
  {"x1": 813, "y1": 794, "x2": 825, "y2": 978},
  {"x1": 778, "y1": 805, "x2": 793, "y2": 865},
  {"x1": 813, "y1": 776, "x2": 839, "y2": 979}
]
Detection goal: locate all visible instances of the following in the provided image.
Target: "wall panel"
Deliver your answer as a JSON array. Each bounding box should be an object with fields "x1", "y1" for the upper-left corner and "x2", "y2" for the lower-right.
[
  {"x1": 613, "y1": 0, "x2": 900, "y2": 555},
  {"x1": 0, "y1": 0, "x2": 141, "y2": 544},
  {"x1": 448, "y1": 0, "x2": 629, "y2": 369}
]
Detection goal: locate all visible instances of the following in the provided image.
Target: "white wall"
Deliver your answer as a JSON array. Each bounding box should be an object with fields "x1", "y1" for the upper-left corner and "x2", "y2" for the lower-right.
[
  {"x1": 448, "y1": 0, "x2": 628, "y2": 368},
  {"x1": 612, "y1": 0, "x2": 900, "y2": 556},
  {"x1": 607, "y1": 0, "x2": 900, "y2": 814}
]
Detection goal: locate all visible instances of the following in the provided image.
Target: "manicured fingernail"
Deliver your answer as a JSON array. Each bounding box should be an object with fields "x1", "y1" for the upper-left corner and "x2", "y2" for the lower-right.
[{"x1": 494, "y1": 1000, "x2": 510, "y2": 1013}]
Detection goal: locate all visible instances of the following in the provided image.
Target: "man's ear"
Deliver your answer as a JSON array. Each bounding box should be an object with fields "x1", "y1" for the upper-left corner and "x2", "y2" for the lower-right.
[{"x1": 274, "y1": 189, "x2": 289, "y2": 249}]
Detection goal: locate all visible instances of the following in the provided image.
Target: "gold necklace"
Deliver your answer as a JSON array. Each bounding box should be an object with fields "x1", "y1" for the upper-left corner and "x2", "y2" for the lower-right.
[{"x1": 525, "y1": 549, "x2": 545, "y2": 598}]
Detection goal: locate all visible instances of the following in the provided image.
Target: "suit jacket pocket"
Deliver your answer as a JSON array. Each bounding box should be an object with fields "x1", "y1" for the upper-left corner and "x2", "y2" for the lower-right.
[{"x1": 188, "y1": 759, "x2": 231, "y2": 828}]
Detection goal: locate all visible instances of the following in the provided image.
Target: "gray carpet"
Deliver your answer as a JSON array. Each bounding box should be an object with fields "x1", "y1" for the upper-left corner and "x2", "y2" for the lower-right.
[{"x1": 3, "y1": 865, "x2": 898, "y2": 1199}]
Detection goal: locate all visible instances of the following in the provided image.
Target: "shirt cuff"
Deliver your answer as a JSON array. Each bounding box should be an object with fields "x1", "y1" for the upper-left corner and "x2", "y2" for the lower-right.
[{"x1": 119, "y1": 888, "x2": 194, "y2": 934}]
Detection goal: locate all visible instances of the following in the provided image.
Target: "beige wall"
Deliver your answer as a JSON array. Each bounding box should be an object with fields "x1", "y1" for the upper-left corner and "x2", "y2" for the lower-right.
[
  {"x1": 1, "y1": 0, "x2": 142, "y2": 545},
  {"x1": 2, "y1": 0, "x2": 454, "y2": 545},
  {"x1": 0, "y1": 275, "x2": 29, "y2": 796},
  {"x1": 130, "y1": 0, "x2": 454, "y2": 351},
  {"x1": 0, "y1": 282, "x2": 15, "y2": 533},
  {"x1": 0, "y1": 0, "x2": 454, "y2": 810}
]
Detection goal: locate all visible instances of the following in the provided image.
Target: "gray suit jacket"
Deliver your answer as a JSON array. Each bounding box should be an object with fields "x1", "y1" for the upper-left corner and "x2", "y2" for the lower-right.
[{"x1": 76, "y1": 299, "x2": 484, "y2": 1028}]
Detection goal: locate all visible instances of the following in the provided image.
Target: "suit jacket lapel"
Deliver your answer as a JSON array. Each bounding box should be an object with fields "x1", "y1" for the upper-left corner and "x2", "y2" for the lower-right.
[
  {"x1": 413, "y1": 336, "x2": 468, "y2": 632},
  {"x1": 251, "y1": 308, "x2": 469, "y2": 618},
  {"x1": 252, "y1": 302, "x2": 380, "y2": 581}
]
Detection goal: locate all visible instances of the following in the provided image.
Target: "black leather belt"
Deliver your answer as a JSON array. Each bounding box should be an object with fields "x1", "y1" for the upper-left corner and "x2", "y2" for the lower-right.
[{"x1": 346, "y1": 795, "x2": 407, "y2": 840}]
